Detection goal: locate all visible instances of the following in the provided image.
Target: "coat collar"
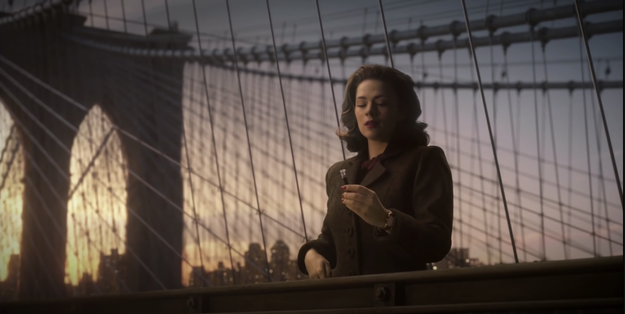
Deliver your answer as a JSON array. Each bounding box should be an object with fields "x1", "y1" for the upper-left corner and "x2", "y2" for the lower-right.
[{"x1": 344, "y1": 137, "x2": 420, "y2": 187}]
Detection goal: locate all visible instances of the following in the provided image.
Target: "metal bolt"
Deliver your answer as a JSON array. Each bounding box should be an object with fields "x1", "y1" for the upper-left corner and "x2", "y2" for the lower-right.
[
  {"x1": 375, "y1": 286, "x2": 389, "y2": 301},
  {"x1": 186, "y1": 297, "x2": 196, "y2": 310}
]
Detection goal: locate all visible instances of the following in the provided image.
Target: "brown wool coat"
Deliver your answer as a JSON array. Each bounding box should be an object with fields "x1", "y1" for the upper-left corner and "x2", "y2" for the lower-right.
[{"x1": 297, "y1": 140, "x2": 454, "y2": 277}]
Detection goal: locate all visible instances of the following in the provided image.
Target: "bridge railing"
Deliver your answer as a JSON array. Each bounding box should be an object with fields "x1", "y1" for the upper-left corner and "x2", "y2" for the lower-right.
[{"x1": 0, "y1": 256, "x2": 621, "y2": 314}]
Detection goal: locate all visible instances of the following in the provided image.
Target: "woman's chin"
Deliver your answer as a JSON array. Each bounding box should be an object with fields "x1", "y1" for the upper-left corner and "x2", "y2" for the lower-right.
[{"x1": 363, "y1": 134, "x2": 390, "y2": 143}]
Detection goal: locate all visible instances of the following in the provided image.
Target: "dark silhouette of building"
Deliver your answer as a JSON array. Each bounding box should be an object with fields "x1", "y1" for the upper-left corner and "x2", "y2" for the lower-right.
[
  {"x1": 244, "y1": 243, "x2": 269, "y2": 284},
  {"x1": 78, "y1": 272, "x2": 96, "y2": 296},
  {"x1": 269, "y1": 240, "x2": 305, "y2": 281},
  {"x1": 187, "y1": 240, "x2": 308, "y2": 287},
  {"x1": 188, "y1": 266, "x2": 207, "y2": 288},
  {"x1": 0, "y1": 254, "x2": 19, "y2": 301},
  {"x1": 96, "y1": 248, "x2": 127, "y2": 294}
]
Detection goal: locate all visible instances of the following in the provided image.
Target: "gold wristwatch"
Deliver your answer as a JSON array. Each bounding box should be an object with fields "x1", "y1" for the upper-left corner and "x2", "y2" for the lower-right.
[{"x1": 381, "y1": 210, "x2": 396, "y2": 231}]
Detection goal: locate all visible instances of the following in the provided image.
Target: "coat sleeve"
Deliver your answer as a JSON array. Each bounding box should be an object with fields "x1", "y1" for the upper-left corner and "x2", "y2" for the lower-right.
[
  {"x1": 374, "y1": 146, "x2": 453, "y2": 263},
  {"x1": 297, "y1": 164, "x2": 339, "y2": 275}
]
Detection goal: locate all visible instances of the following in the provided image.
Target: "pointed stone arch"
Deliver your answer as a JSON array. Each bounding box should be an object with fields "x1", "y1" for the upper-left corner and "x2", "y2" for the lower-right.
[
  {"x1": 0, "y1": 100, "x2": 25, "y2": 301},
  {"x1": 65, "y1": 103, "x2": 128, "y2": 294}
]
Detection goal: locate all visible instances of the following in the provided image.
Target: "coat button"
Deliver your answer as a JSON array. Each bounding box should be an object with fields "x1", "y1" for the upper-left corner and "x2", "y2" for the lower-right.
[
  {"x1": 347, "y1": 247, "x2": 355, "y2": 258},
  {"x1": 346, "y1": 226, "x2": 354, "y2": 236}
]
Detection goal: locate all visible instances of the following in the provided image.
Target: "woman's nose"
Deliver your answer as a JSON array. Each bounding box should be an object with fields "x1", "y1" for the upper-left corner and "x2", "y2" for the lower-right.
[{"x1": 366, "y1": 103, "x2": 379, "y2": 116}]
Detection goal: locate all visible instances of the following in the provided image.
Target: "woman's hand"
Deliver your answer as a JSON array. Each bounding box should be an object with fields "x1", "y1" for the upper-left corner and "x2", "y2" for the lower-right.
[
  {"x1": 341, "y1": 185, "x2": 389, "y2": 228},
  {"x1": 304, "y1": 248, "x2": 331, "y2": 279}
]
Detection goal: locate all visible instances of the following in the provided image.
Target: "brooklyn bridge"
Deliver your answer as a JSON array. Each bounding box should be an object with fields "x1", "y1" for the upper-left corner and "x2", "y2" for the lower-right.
[{"x1": 0, "y1": 0, "x2": 622, "y2": 312}]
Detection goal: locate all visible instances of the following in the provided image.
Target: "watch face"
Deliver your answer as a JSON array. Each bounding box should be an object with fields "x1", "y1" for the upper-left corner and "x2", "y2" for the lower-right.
[
  {"x1": 383, "y1": 211, "x2": 395, "y2": 230},
  {"x1": 389, "y1": 213, "x2": 396, "y2": 226}
]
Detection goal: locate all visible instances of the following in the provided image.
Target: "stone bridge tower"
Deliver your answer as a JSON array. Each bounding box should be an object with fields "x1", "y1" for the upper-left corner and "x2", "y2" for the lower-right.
[{"x1": 0, "y1": 6, "x2": 191, "y2": 299}]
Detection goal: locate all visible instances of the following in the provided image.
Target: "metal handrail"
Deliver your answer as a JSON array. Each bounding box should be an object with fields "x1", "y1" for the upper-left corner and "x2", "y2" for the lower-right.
[{"x1": 1, "y1": 256, "x2": 621, "y2": 313}]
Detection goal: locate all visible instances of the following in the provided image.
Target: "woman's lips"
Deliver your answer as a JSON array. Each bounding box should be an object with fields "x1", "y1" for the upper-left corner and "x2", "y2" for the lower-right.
[{"x1": 365, "y1": 121, "x2": 379, "y2": 128}]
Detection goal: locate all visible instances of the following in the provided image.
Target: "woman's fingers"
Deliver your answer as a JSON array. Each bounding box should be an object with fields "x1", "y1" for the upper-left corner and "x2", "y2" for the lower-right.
[
  {"x1": 306, "y1": 252, "x2": 331, "y2": 279},
  {"x1": 342, "y1": 184, "x2": 374, "y2": 196},
  {"x1": 323, "y1": 260, "x2": 331, "y2": 278}
]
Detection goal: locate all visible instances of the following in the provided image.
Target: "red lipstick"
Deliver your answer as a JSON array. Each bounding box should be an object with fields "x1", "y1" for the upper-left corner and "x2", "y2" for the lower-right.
[{"x1": 365, "y1": 120, "x2": 379, "y2": 128}]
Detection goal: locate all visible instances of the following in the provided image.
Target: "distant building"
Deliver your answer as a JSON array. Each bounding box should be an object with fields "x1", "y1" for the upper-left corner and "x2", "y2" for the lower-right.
[
  {"x1": 244, "y1": 243, "x2": 269, "y2": 284},
  {"x1": 187, "y1": 240, "x2": 308, "y2": 287},
  {"x1": 96, "y1": 248, "x2": 127, "y2": 294},
  {"x1": 209, "y1": 261, "x2": 231, "y2": 286},
  {"x1": 269, "y1": 240, "x2": 306, "y2": 281},
  {"x1": 78, "y1": 272, "x2": 96, "y2": 296},
  {"x1": 188, "y1": 266, "x2": 208, "y2": 288},
  {"x1": 269, "y1": 240, "x2": 290, "y2": 282},
  {"x1": 0, "y1": 254, "x2": 19, "y2": 301}
]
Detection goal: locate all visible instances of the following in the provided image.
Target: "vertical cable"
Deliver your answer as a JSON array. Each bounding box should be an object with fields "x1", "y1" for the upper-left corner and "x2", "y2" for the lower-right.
[
  {"x1": 590, "y1": 93, "x2": 612, "y2": 255},
  {"x1": 120, "y1": 0, "x2": 127, "y2": 33},
  {"x1": 103, "y1": 0, "x2": 109, "y2": 30},
  {"x1": 315, "y1": 0, "x2": 346, "y2": 161},
  {"x1": 88, "y1": 0, "x2": 94, "y2": 27},
  {"x1": 362, "y1": 7, "x2": 368, "y2": 35},
  {"x1": 529, "y1": 26, "x2": 547, "y2": 261},
  {"x1": 437, "y1": 55, "x2": 450, "y2": 158},
  {"x1": 573, "y1": 0, "x2": 623, "y2": 209},
  {"x1": 377, "y1": 0, "x2": 394, "y2": 68},
  {"x1": 485, "y1": 0, "x2": 503, "y2": 264},
  {"x1": 577, "y1": 32, "x2": 597, "y2": 257},
  {"x1": 540, "y1": 45, "x2": 567, "y2": 259},
  {"x1": 190, "y1": 0, "x2": 237, "y2": 283},
  {"x1": 266, "y1": 0, "x2": 308, "y2": 242},
  {"x1": 460, "y1": 0, "x2": 518, "y2": 263},
  {"x1": 452, "y1": 37, "x2": 463, "y2": 252},
  {"x1": 419, "y1": 26, "x2": 428, "y2": 121},
  {"x1": 225, "y1": 0, "x2": 271, "y2": 282}
]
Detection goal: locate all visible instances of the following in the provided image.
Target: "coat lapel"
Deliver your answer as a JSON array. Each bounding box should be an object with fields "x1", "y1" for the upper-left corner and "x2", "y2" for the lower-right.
[{"x1": 360, "y1": 161, "x2": 386, "y2": 187}]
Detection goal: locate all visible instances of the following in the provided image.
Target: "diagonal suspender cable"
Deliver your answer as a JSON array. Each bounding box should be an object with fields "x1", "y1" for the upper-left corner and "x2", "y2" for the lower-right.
[
  {"x1": 460, "y1": 0, "x2": 518, "y2": 263},
  {"x1": 573, "y1": 0, "x2": 623, "y2": 209},
  {"x1": 67, "y1": 128, "x2": 114, "y2": 198},
  {"x1": 225, "y1": 0, "x2": 271, "y2": 282},
  {"x1": 315, "y1": 0, "x2": 346, "y2": 161},
  {"x1": 266, "y1": 0, "x2": 308, "y2": 242},
  {"x1": 0, "y1": 127, "x2": 18, "y2": 192},
  {"x1": 190, "y1": 0, "x2": 236, "y2": 283},
  {"x1": 378, "y1": 0, "x2": 394, "y2": 68}
]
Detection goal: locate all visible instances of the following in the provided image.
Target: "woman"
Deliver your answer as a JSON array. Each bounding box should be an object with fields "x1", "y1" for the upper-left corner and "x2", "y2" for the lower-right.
[{"x1": 297, "y1": 64, "x2": 453, "y2": 279}]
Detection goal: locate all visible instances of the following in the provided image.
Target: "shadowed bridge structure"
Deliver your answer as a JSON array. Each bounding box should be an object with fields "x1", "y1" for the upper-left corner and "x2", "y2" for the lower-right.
[{"x1": 0, "y1": 0, "x2": 622, "y2": 312}]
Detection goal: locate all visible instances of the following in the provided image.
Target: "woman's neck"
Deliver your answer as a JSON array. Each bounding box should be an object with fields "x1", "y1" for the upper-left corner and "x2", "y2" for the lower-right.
[{"x1": 367, "y1": 140, "x2": 389, "y2": 160}]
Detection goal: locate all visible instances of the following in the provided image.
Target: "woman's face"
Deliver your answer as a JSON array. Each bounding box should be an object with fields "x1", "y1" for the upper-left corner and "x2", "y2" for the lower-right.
[{"x1": 354, "y1": 79, "x2": 402, "y2": 143}]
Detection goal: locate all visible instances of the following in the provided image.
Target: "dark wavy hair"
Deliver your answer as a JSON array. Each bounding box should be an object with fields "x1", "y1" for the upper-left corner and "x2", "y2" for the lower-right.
[{"x1": 337, "y1": 64, "x2": 429, "y2": 153}]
